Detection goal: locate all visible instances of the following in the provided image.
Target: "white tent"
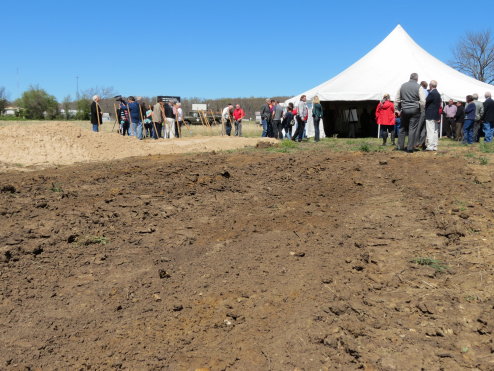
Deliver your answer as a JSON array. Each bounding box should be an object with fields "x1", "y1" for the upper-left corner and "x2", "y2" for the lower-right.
[{"x1": 287, "y1": 25, "x2": 494, "y2": 137}]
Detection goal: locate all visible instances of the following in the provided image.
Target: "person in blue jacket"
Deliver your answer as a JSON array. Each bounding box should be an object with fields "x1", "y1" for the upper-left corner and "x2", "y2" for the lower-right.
[{"x1": 463, "y1": 95, "x2": 476, "y2": 145}]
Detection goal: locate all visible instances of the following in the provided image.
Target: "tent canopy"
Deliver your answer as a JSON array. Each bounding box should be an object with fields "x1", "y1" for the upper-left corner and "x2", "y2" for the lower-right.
[{"x1": 287, "y1": 25, "x2": 494, "y2": 104}]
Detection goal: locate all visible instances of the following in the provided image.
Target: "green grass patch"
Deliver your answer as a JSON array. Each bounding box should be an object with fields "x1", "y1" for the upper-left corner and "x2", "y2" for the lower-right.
[
  {"x1": 411, "y1": 257, "x2": 447, "y2": 272},
  {"x1": 50, "y1": 182, "x2": 64, "y2": 193},
  {"x1": 71, "y1": 235, "x2": 109, "y2": 246},
  {"x1": 479, "y1": 156, "x2": 488, "y2": 165},
  {"x1": 479, "y1": 142, "x2": 494, "y2": 153},
  {"x1": 267, "y1": 139, "x2": 300, "y2": 153}
]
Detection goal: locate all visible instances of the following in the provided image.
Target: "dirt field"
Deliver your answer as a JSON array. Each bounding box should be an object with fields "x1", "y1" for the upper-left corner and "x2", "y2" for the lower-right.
[
  {"x1": 1, "y1": 137, "x2": 494, "y2": 370},
  {"x1": 0, "y1": 122, "x2": 269, "y2": 171}
]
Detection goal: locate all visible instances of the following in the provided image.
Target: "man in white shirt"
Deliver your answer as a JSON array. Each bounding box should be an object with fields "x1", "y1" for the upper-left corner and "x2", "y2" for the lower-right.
[
  {"x1": 222, "y1": 104, "x2": 233, "y2": 136},
  {"x1": 292, "y1": 95, "x2": 308, "y2": 142}
]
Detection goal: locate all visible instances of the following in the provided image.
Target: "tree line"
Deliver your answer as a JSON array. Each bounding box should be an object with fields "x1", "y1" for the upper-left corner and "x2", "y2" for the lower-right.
[
  {"x1": 0, "y1": 85, "x2": 288, "y2": 121},
  {"x1": 1, "y1": 29, "x2": 493, "y2": 120}
]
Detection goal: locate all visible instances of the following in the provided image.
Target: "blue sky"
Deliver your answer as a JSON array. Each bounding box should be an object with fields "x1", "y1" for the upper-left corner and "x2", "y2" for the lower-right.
[{"x1": 1, "y1": 0, "x2": 493, "y2": 101}]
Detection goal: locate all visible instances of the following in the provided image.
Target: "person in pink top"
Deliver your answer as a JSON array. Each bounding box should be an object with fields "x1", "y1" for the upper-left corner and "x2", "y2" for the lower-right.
[{"x1": 376, "y1": 94, "x2": 396, "y2": 146}]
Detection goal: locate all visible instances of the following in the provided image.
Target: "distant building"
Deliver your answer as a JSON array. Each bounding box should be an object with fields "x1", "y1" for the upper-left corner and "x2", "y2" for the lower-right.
[{"x1": 3, "y1": 106, "x2": 19, "y2": 115}]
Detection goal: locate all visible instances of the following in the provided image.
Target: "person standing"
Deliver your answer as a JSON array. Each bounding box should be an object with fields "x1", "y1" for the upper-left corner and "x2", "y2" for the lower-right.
[
  {"x1": 416, "y1": 81, "x2": 429, "y2": 148},
  {"x1": 118, "y1": 102, "x2": 130, "y2": 136},
  {"x1": 394, "y1": 73, "x2": 426, "y2": 153},
  {"x1": 153, "y1": 100, "x2": 164, "y2": 139},
  {"x1": 128, "y1": 96, "x2": 143, "y2": 139},
  {"x1": 175, "y1": 102, "x2": 184, "y2": 138},
  {"x1": 282, "y1": 104, "x2": 294, "y2": 139},
  {"x1": 144, "y1": 104, "x2": 154, "y2": 138},
  {"x1": 233, "y1": 104, "x2": 245, "y2": 136},
  {"x1": 472, "y1": 93, "x2": 484, "y2": 142},
  {"x1": 137, "y1": 96, "x2": 148, "y2": 137},
  {"x1": 312, "y1": 96, "x2": 323, "y2": 142},
  {"x1": 222, "y1": 103, "x2": 233, "y2": 136},
  {"x1": 454, "y1": 101, "x2": 465, "y2": 141},
  {"x1": 272, "y1": 101, "x2": 284, "y2": 139},
  {"x1": 260, "y1": 99, "x2": 271, "y2": 137},
  {"x1": 463, "y1": 95, "x2": 476, "y2": 145},
  {"x1": 482, "y1": 91, "x2": 494, "y2": 143},
  {"x1": 443, "y1": 99, "x2": 457, "y2": 139},
  {"x1": 292, "y1": 95, "x2": 308, "y2": 142},
  {"x1": 164, "y1": 100, "x2": 176, "y2": 139},
  {"x1": 424, "y1": 80, "x2": 441, "y2": 151},
  {"x1": 90, "y1": 95, "x2": 102, "y2": 132},
  {"x1": 375, "y1": 94, "x2": 395, "y2": 146}
]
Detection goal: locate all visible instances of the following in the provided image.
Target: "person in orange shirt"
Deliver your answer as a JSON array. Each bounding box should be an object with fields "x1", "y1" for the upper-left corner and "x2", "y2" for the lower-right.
[{"x1": 233, "y1": 104, "x2": 245, "y2": 136}]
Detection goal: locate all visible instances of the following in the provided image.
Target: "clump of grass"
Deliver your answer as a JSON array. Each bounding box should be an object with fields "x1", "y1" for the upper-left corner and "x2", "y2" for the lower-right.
[
  {"x1": 411, "y1": 257, "x2": 447, "y2": 272},
  {"x1": 479, "y1": 156, "x2": 488, "y2": 165},
  {"x1": 269, "y1": 140, "x2": 299, "y2": 153},
  {"x1": 71, "y1": 235, "x2": 108, "y2": 246},
  {"x1": 50, "y1": 182, "x2": 64, "y2": 193},
  {"x1": 359, "y1": 143, "x2": 371, "y2": 152},
  {"x1": 479, "y1": 142, "x2": 494, "y2": 153}
]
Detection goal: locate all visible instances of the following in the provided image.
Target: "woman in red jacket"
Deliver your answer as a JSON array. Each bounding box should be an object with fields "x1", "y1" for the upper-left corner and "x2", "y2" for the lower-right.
[{"x1": 375, "y1": 94, "x2": 396, "y2": 146}]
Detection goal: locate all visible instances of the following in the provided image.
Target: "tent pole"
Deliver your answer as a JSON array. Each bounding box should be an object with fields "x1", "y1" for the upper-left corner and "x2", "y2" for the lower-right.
[{"x1": 377, "y1": 124, "x2": 380, "y2": 138}]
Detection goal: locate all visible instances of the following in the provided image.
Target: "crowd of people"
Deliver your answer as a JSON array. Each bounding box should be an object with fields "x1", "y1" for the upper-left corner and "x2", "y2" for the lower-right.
[
  {"x1": 376, "y1": 72, "x2": 494, "y2": 152},
  {"x1": 91, "y1": 95, "x2": 187, "y2": 139},
  {"x1": 258, "y1": 96, "x2": 323, "y2": 142},
  {"x1": 90, "y1": 80, "x2": 494, "y2": 149}
]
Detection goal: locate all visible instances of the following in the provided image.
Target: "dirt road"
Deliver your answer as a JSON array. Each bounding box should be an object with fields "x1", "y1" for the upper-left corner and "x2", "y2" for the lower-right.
[{"x1": 1, "y1": 147, "x2": 493, "y2": 370}]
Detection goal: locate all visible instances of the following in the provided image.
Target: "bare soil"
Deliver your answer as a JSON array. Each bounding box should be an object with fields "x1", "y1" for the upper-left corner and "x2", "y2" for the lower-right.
[
  {"x1": 0, "y1": 122, "x2": 273, "y2": 170},
  {"x1": 0, "y1": 146, "x2": 493, "y2": 370}
]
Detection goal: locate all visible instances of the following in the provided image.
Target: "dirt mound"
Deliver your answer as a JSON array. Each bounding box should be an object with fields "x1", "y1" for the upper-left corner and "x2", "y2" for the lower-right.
[
  {"x1": 0, "y1": 122, "x2": 275, "y2": 170},
  {"x1": 1, "y1": 148, "x2": 493, "y2": 369}
]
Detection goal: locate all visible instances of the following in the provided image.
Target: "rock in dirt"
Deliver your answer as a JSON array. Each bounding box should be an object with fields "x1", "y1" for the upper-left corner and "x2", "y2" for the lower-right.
[
  {"x1": 220, "y1": 170, "x2": 231, "y2": 178},
  {"x1": 158, "y1": 269, "x2": 171, "y2": 279},
  {"x1": 1, "y1": 185, "x2": 16, "y2": 193},
  {"x1": 172, "y1": 305, "x2": 183, "y2": 312},
  {"x1": 290, "y1": 251, "x2": 305, "y2": 257},
  {"x1": 256, "y1": 142, "x2": 274, "y2": 149},
  {"x1": 0, "y1": 247, "x2": 13, "y2": 263}
]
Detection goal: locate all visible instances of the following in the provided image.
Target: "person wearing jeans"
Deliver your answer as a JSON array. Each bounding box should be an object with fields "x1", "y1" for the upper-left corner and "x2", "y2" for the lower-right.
[
  {"x1": 312, "y1": 96, "x2": 323, "y2": 142},
  {"x1": 233, "y1": 104, "x2": 245, "y2": 137},
  {"x1": 482, "y1": 91, "x2": 494, "y2": 143},
  {"x1": 292, "y1": 95, "x2": 308, "y2": 142},
  {"x1": 127, "y1": 97, "x2": 143, "y2": 139},
  {"x1": 463, "y1": 95, "x2": 476, "y2": 145},
  {"x1": 260, "y1": 98, "x2": 271, "y2": 137}
]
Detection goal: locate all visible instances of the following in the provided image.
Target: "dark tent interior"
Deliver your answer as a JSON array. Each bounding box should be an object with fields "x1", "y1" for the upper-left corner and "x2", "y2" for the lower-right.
[{"x1": 321, "y1": 100, "x2": 382, "y2": 138}]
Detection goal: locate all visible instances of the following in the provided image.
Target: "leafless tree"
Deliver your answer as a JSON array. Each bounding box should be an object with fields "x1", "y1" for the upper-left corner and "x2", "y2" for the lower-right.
[{"x1": 452, "y1": 30, "x2": 494, "y2": 84}]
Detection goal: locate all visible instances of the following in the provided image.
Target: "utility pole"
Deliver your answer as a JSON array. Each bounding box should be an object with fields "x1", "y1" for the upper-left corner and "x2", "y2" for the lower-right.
[{"x1": 76, "y1": 75, "x2": 79, "y2": 99}]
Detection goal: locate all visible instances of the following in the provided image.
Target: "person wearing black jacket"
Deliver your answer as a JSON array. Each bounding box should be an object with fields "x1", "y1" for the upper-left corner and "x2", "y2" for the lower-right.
[
  {"x1": 424, "y1": 80, "x2": 441, "y2": 151},
  {"x1": 90, "y1": 95, "x2": 103, "y2": 132},
  {"x1": 455, "y1": 101, "x2": 465, "y2": 141},
  {"x1": 482, "y1": 91, "x2": 494, "y2": 142}
]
